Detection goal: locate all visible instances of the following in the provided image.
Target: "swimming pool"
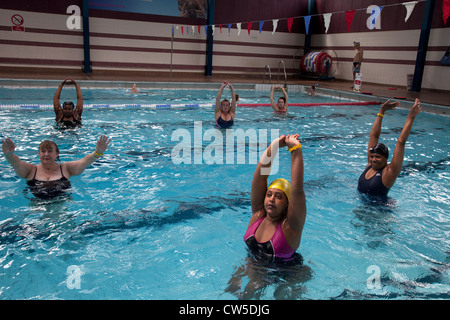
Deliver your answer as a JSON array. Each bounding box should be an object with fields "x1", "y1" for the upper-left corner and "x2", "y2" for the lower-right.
[{"x1": 0, "y1": 87, "x2": 449, "y2": 300}]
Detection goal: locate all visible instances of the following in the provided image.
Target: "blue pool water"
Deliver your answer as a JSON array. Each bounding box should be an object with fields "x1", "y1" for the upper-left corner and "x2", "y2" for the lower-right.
[{"x1": 0, "y1": 87, "x2": 449, "y2": 300}]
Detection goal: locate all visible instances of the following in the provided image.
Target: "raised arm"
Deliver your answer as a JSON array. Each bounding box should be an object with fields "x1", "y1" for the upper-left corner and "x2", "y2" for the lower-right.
[
  {"x1": 367, "y1": 100, "x2": 399, "y2": 163},
  {"x1": 270, "y1": 86, "x2": 277, "y2": 111},
  {"x1": 229, "y1": 83, "x2": 237, "y2": 114},
  {"x1": 1, "y1": 138, "x2": 35, "y2": 179},
  {"x1": 53, "y1": 80, "x2": 66, "y2": 121},
  {"x1": 65, "y1": 135, "x2": 111, "y2": 177},
  {"x1": 72, "y1": 80, "x2": 83, "y2": 120},
  {"x1": 285, "y1": 134, "x2": 306, "y2": 233},
  {"x1": 215, "y1": 82, "x2": 227, "y2": 115},
  {"x1": 384, "y1": 99, "x2": 422, "y2": 185},
  {"x1": 250, "y1": 135, "x2": 285, "y2": 215}
]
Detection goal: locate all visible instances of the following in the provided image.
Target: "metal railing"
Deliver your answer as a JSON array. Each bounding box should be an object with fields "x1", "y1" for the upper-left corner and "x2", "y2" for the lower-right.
[
  {"x1": 278, "y1": 60, "x2": 287, "y2": 88},
  {"x1": 263, "y1": 65, "x2": 271, "y2": 84}
]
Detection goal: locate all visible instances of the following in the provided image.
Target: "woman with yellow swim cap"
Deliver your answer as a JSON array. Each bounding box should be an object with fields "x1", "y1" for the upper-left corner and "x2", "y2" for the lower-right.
[{"x1": 244, "y1": 134, "x2": 306, "y2": 263}]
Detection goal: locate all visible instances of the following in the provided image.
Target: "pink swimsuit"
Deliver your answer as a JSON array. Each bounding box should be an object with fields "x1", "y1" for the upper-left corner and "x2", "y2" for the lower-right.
[{"x1": 244, "y1": 217, "x2": 295, "y2": 260}]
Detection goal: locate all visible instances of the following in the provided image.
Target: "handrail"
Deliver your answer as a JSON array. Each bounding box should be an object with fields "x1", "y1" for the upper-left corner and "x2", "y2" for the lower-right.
[
  {"x1": 263, "y1": 65, "x2": 271, "y2": 84},
  {"x1": 278, "y1": 60, "x2": 287, "y2": 88}
]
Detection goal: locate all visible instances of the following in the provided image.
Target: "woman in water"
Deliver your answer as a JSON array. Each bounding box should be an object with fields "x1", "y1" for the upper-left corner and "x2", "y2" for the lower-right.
[
  {"x1": 245, "y1": 134, "x2": 306, "y2": 263},
  {"x1": 215, "y1": 81, "x2": 236, "y2": 129},
  {"x1": 270, "y1": 86, "x2": 288, "y2": 113},
  {"x1": 53, "y1": 79, "x2": 84, "y2": 128},
  {"x1": 1, "y1": 135, "x2": 111, "y2": 199},
  {"x1": 357, "y1": 98, "x2": 422, "y2": 200}
]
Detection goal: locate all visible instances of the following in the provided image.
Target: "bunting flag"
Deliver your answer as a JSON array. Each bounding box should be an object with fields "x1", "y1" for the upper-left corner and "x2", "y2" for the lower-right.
[
  {"x1": 346, "y1": 10, "x2": 356, "y2": 31},
  {"x1": 272, "y1": 19, "x2": 278, "y2": 35},
  {"x1": 304, "y1": 15, "x2": 311, "y2": 35},
  {"x1": 444, "y1": 0, "x2": 450, "y2": 23},
  {"x1": 287, "y1": 17, "x2": 294, "y2": 33},
  {"x1": 403, "y1": 1, "x2": 418, "y2": 22},
  {"x1": 323, "y1": 13, "x2": 332, "y2": 33},
  {"x1": 171, "y1": 1, "x2": 434, "y2": 37}
]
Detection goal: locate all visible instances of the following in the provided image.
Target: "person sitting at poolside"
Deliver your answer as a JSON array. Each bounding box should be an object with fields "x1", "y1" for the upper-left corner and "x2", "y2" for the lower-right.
[
  {"x1": 53, "y1": 79, "x2": 83, "y2": 128},
  {"x1": 1, "y1": 135, "x2": 111, "y2": 200},
  {"x1": 245, "y1": 134, "x2": 306, "y2": 263},
  {"x1": 358, "y1": 99, "x2": 422, "y2": 200},
  {"x1": 215, "y1": 81, "x2": 236, "y2": 129},
  {"x1": 270, "y1": 86, "x2": 288, "y2": 113}
]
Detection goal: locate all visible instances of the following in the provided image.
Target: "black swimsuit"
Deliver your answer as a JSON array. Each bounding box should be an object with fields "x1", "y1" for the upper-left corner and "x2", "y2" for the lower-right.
[
  {"x1": 216, "y1": 114, "x2": 234, "y2": 129},
  {"x1": 27, "y1": 165, "x2": 71, "y2": 199},
  {"x1": 58, "y1": 119, "x2": 82, "y2": 129},
  {"x1": 357, "y1": 165, "x2": 390, "y2": 198}
]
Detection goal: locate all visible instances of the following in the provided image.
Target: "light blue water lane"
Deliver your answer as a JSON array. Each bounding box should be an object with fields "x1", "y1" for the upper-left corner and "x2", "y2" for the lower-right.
[{"x1": 0, "y1": 87, "x2": 449, "y2": 299}]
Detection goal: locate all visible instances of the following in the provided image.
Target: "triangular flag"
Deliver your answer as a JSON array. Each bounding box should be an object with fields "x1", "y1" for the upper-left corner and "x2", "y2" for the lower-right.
[
  {"x1": 171, "y1": 25, "x2": 174, "y2": 38},
  {"x1": 198, "y1": 25, "x2": 201, "y2": 34},
  {"x1": 237, "y1": 23, "x2": 241, "y2": 36},
  {"x1": 323, "y1": 13, "x2": 331, "y2": 33},
  {"x1": 205, "y1": 25, "x2": 208, "y2": 34},
  {"x1": 186, "y1": 25, "x2": 189, "y2": 34},
  {"x1": 181, "y1": 26, "x2": 184, "y2": 35},
  {"x1": 345, "y1": 10, "x2": 356, "y2": 32},
  {"x1": 304, "y1": 16, "x2": 311, "y2": 35},
  {"x1": 191, "y1": 26, "x2": 195, "y2": 34},
  {"x1": 272, "y1": 19, "x2": 279, "y2": 35},
  {"x1": 247, "y1": 22, "x2": 252, "y2": 35},
  {"x1": 228, "y1": 24, "x2": 231, "y2": 36},
  {"x1": 443, "y1": 0, "x2": 450, "y2": 24},
  {"x1": 259, "y1": 21, "x2": 264, "y2": 33},
  {"x1": 212, "y1": 25, "x2": 215, "y2": 35},
  {"x1": 287, "y1": 17, "x2": 294, "y2": 33},
  {"x1": 403, "y1": 1, "x2": 418, "y2": 22},
  {"x1": 219, "y1": 24, "x2": 222, "y2": 33}
]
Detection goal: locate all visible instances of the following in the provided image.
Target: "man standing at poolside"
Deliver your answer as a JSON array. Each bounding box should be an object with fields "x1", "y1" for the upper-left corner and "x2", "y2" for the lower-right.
[
  {"x1": 352, "y1": 42, "x2": 363, "y2": 86},
  {"x1": 53, "y1": 79, "x2": 83, "y2": 127}
]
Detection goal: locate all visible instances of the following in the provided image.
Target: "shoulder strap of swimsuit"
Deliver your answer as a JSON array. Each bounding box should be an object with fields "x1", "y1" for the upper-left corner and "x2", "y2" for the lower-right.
[
  {"x1": 59, "y1": 165, "x2": 66, "y2": 179},
  {"x1": 33, "y1": 166, "x2": 38, "y2": 179}
]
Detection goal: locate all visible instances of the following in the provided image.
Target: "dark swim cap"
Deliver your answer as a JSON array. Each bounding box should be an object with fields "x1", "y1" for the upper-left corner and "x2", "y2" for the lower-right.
[
  {"x1": 369, "y1": 143, "x2": 389, "y2": 159},
  {"x1": 63, "y1": 101, "x2": 75, "y2": 109}
]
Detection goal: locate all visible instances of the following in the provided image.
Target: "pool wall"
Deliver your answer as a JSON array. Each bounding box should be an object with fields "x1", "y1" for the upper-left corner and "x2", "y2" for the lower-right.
[{"x1": 0, "y1": 0, "x2": 449, "y2": 91}]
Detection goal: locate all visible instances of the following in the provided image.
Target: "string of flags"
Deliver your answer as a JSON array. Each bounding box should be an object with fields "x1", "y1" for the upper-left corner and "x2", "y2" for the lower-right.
[{"x1": 171, "y1": 0, "x2": 449, "y2": 37}]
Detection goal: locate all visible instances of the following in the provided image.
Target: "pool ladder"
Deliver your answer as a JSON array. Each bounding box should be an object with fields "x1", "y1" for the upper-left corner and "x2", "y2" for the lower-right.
[{"x1": 263, "y1": 60, "x2": 287, "y2": 88}]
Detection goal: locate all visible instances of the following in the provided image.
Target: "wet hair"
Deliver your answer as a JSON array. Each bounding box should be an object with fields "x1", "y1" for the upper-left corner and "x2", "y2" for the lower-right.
[
  {"x1": 369, "y1": 143, "x2": 389, "y2": 159},
  {"x1": 220, "y1": 99, "x2": 230, "y2": 110},
  {"x1": 278, "y1": 97, "x2": 286, "y2": 103},
  {"x1": 63, "y1": 101, "x2": 75, "y2": 109},
  {"x1": 39, "y1": 140, "x2": 61, "y2": 161}
]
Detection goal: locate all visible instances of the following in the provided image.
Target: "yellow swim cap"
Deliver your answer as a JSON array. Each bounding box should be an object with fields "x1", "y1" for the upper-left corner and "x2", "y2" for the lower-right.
[{"x1": 268, "y1": 178, "x2": 291, "y2": 201}]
